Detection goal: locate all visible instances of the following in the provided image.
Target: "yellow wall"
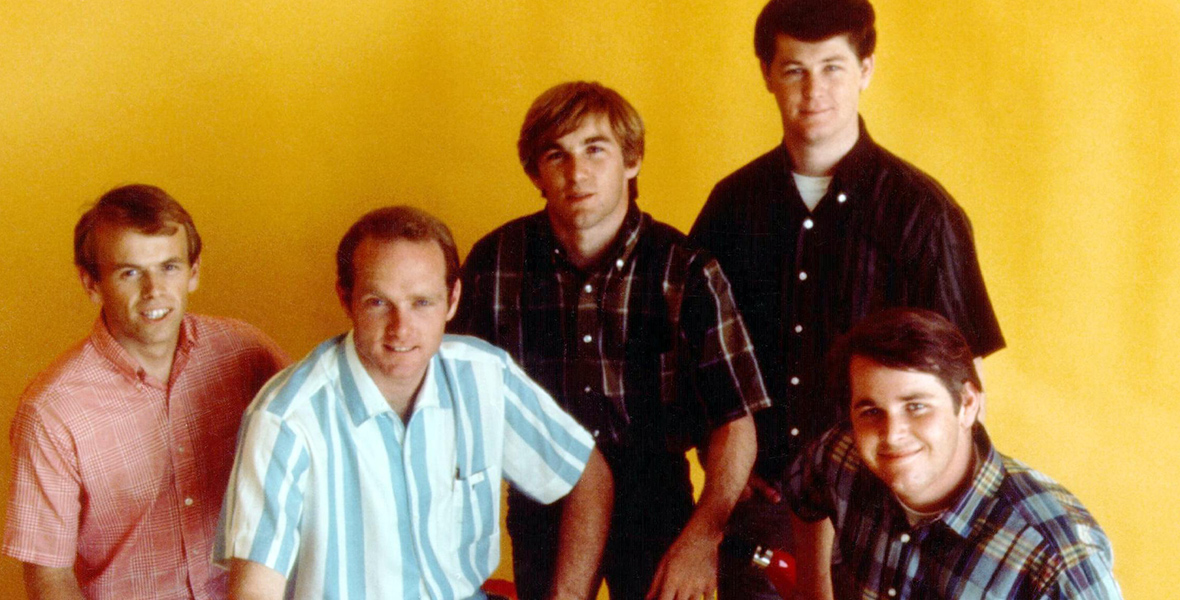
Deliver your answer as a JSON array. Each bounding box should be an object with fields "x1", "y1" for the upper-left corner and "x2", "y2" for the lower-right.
[{"x1": 1, "y1": 0, "x2": 1175, "y2": 596}]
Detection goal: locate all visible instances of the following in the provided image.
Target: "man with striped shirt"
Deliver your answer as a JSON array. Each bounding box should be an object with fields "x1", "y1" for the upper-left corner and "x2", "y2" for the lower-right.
[
  {"x1": 217, "y1": 206, "x2": 612, "y2": 600},
  {"x1": 787, "y1": 309, "x2": 1121, "y2": 599}
]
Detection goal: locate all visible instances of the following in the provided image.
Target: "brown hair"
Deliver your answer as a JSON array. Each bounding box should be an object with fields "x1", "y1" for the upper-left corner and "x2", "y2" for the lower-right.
[
  {"x1": 829, "y1": 308, "x2": 980, "y2": 414},
  {"x1": 74, "y1": 184, "x2": 202, "y2": 279},
  {"x1": 517, "y1": 81, "x2": 645, "y2": 201},
  {"x1": 755, "y1": 0, "x2": 877, "y2": 64},
  {"x1": 336, "y1": 205, "x2": 460, "y2": 302}
]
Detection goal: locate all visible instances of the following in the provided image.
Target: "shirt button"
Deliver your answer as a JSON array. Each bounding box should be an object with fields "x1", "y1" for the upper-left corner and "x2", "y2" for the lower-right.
[
  {"x1": 184, "y1": 498, "x2": 194, "y2": 507},
  {"x1": 803, "y1": 219, "x2": 814, "y2": 229},
  {"x1": 794, "y1": 324, "x2": 803, "y2": 333},
  {"x1": 584, "y1": 284, "x2": 593, "y2": 293},
  {"x1": 837, "y1": 193, "x2": 847, "y2": 203},
  {"x1": 790, "y1": 428, "x2": 800, "y2": 436},
  {"x1": 798, "y1": 271, "x2": 808, "y2": 281},
  {"x1": 584, "y1": 386, "x2": 592, "y2": 393},
  {"x1": 582, "y1": 334, "x2": 592, "y2": 343},
  {"x1": 887, "y1": 589, "x2": 896, "y2": 597},
  {"x1": 790, "y1": 376, "x2": 800, "y2": 385},
  {"x1": 615, "y1": 259, "x2": 624, "y2": 269},
  {"x1": 592, "y1": 430, "x2": 600, "y2": 438},
  {"x1": 177, "y1": 446, "x2": 184, "y2": 453},
  {"x1": 900, "y1": 533, "x2": 911, "y2": 543}
]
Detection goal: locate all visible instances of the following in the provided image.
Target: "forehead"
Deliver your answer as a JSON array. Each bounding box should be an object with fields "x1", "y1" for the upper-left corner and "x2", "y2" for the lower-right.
[
  {"x1": 771, "y1": 33, "x2": 859, "y2": 64},
  {"x1": 549, "y1": 114, "x2": 619, "y2": 148},
  {"x1": 848, "y1": 356, "x2": 952, "y2": 405},
  {"x1": 93, "y1": 224, "x2": 188, "y2": 266},
  {"x1": 352, "y1": 236, "x2": 447, "y2": 289}
]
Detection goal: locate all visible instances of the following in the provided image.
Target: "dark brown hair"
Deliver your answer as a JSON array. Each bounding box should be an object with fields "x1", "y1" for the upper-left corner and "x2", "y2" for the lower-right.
[
  {"x1": 755, "y1": 0, "x2": 877, "y2": 64},
  {"x1": 74, "y1": 184, "x2": 201, "y2": 279}
]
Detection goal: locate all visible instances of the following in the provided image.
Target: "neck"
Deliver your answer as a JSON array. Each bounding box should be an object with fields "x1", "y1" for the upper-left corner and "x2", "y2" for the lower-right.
[
  {"x1": 108, "y1": 319, "x2": 180, "y2": 383},
  {"x1": 783, "y1": 124, "x2": 860, "y2": 177},
  {"x1": 376, "y1": 377, "x2": 423, "y2": 424},
  {"x1": 549, "y1": 208, "x2": 626, "y2": 271}
]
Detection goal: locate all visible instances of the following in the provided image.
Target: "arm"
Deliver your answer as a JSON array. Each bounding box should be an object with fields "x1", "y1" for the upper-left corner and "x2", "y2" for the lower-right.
[
  {"x1": 646, "y1": 414, "x2": 756, "y2": 600},
  {"x1": 789, "y1": 513, "x2": 835, "y2": 600},
  {"x1": 228, "y1": 558, "x2": 287, "y2": 600},
  {"x1": 22, "y1": 564, "x2": 83, "y2": 600},
  {"x1": 548, "y1": 448, "x2": 613, "y2": 600}
]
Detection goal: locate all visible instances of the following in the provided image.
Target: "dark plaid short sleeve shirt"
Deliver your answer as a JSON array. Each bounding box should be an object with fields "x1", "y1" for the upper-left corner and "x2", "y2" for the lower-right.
[
  {"x1": 455, "y1": 202, "x2": 771, "y2": 452},
  {"x1": 788, "y1": 426, "x2": 1123, "y2": 599}
]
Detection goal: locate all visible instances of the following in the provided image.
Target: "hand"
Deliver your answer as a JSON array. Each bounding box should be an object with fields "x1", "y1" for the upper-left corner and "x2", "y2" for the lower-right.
[
  {"x1": 644, "y1": 528, "x2": 720, "y2": 600},
  {"x1": 738, "y1": 472, "x2": 782, "y2": 504}
]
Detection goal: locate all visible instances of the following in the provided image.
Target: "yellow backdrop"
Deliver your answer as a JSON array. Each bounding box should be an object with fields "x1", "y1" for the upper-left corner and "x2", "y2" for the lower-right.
[{"x1": 1, "y1": 0, "x2": 1175, "y2": 597}]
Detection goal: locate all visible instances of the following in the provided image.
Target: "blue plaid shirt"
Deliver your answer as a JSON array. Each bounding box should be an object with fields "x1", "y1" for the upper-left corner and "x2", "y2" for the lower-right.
[{"x1": 789, "y1": 425, "x2": 1122, "y2": 599}]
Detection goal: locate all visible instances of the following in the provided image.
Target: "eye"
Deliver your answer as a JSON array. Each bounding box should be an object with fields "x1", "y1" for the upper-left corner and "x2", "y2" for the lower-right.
[
  {"x1": 414, "y1": 298, "x2": 435, "y2": 308},
  {"x1": 824, "y1": 63, "x2": 843, "y2": 72},
  {"x1": 118, "y1": 268, "x2": 140, "y2": 280},
  {"x1": 363, "y1": 297, "x2": 388, "y2": 309},
  {"x1": 542, "y1": 150, "x2": 565, "y2": 164},
  {"x1": 163, "y1": 262, "x2": 181, "y2": 272},
  {"x1": 906, "y1": 402, "x2": 929, "y2": 414}
]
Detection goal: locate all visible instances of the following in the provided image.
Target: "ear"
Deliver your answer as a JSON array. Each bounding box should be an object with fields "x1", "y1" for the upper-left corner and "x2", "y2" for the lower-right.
[
  {"x1": 859, "y1": 54, "x2": 875, "y2": 91},
  {"x1": 79, "y1": 267, "x2": 103, "y2": 306},
  {"x1": 445, "y1": 279, "x2": 462, "y2": 322},
  {"x1": 624, "y1": 158, "x2": 642, "y2": 181},
  {"x1": 760, "y1": 60, "x2": 774, "y2": 92},
  {"x1": 336, "y1": 282, "x2": 353, "y2": 319},
  {"x1": 187, "y1": 257, "x2": 201, "y2": 294},
  {"x1": 957, "y1": 381, "x2": 982, "y2": 429}
]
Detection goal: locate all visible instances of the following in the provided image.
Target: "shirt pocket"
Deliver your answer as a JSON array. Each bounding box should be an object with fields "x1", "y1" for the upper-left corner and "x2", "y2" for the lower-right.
[{"x1": 448, "y1": 467, "x2": 499, "y2": 564}]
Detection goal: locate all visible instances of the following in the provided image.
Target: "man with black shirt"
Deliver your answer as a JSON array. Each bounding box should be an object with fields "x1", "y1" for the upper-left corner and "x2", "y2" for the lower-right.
[{"x1": 689, "y1": 1, "x2": 1005, "y2": 597}]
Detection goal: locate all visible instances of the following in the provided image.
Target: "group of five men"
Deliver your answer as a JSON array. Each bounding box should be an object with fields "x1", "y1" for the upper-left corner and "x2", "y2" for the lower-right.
[{"x1": 4, "y1": 0, "x2": 1122, "y2": 598}]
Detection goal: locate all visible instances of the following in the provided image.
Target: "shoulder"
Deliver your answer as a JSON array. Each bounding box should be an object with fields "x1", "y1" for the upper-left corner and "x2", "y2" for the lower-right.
[
  {"x1": 189, "y1": 314, "x2": 284, "y2": 354},
  {"x1": 437, "y1": 334, "x2": 514, "y2": 369},
  {"x1": 15, "y1": 337, "x2": 108, "y2": 419},
  {"x1": 995, "y1": 455, "x2": 1115, "y2": 578},
  {"x1": 861, "y1": 143, "x2": 971, "y2": 224},
  {"x1": 463, "y1": 213, "x2": 538, "y2": 269},
  {"x1": 709, "y1": 147, "x2": 787, "y2": 199},
  {"x1": 247, "y1": 335, "x2": 344, "y2": 420}
]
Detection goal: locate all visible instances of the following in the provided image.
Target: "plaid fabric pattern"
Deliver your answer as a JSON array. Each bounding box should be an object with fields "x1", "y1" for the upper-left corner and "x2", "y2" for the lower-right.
[
  {"x1": 4, "y1": 315, "x2": 287, "y2": 599},
  {"x1": 455, "y1": 202, "x2": 770, "y2": 452},
  {"x1": 788, "y1": 426, "x2": 1123, "y2": 599}
]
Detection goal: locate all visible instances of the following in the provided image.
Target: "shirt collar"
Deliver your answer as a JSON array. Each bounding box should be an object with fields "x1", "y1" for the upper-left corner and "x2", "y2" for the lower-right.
[
  {"x1": 934, "y1": 425, "x2": 1006, "y2": 539},
  {"x1": 531, "y1": 200, "x2": 645, "y2": 275},
  {"x1": 779, "y1": 116, "x2": 879, "y2": 209},
  {"x1": 88, "y1": 314, "x2": 197, "y2": 388},
  {"x1": 339, "y1": 330, "x2": 442, "y2": 426}
]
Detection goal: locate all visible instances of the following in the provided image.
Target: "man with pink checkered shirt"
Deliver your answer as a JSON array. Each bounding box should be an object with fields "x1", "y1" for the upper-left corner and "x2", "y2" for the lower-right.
[{"x1": 4, "y1": 185, "x2": 288, "y2": 599}]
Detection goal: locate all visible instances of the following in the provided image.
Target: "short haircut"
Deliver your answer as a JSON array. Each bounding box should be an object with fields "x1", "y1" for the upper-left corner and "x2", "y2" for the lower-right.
[
  {"x1": 336, "y1": 205, "x2": 460, "y2": 302},
  {"x1": 755, "y1": 0, "x2": 877, "y2": 64},
  {"x1": 74, "y1": 184, "x2": 202, "y2": 279},
  {"x1": 829, "y1": 308, "x2": 981, "y2": 414},
  {"x1": 517, "y1": 81, "x2": 645, "y2": 201}
]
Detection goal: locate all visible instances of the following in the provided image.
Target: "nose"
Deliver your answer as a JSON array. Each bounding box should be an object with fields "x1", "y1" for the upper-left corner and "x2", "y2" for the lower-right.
[
  {"x1": 386, "y1": 306, "x2": 409, "y2": 337},
  {"x1": 883, "y1": 413, "x2": 908, "y2": 444},
  {"x1": 567, "y1": 153, "x2": 590, "y2": 183},
  {"x1": 140, "y1": 271, "x2": 162, "y2": 297}
]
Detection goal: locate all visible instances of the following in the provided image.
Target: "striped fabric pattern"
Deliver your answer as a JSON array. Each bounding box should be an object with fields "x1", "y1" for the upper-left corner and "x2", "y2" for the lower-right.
[
  {"x1": 216, "y1": 333, "x2": 594, "y2": 600},
  {"x1": 788, "y1": 426, "x2": 1123, "y2": 599}
]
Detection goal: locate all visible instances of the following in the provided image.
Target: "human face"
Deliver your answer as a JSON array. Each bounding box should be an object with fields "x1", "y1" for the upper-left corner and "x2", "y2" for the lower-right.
[
  {"x1": 762, "y1": 34, "x2": 873, "y2": 153},
  {"x1": 848, "y1": 356, "x2": 980, "y2": 512},
  {"x1": 80, "y1": 226, "x2": 200, "y2": 361},
  {"x1": 530, "y1": 115, "x2": 640, "y2": 239},
  {"x1": 338, "y1": 237, "x2": 459, "y2": 403}
]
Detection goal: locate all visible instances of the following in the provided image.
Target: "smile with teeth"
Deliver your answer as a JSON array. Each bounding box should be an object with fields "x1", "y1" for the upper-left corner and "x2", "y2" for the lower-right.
[{"x1": 141, "y1": 308, "x2": 171, "y2": 321}]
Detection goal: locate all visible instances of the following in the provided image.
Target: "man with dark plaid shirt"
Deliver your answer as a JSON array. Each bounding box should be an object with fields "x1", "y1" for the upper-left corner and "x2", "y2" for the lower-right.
[
  {"x1": 454, "y1": 81, "x2": 770, "y2": 600},
  {"x1": 787, "y1": 308, "x2": 1122, "y2": 599}
]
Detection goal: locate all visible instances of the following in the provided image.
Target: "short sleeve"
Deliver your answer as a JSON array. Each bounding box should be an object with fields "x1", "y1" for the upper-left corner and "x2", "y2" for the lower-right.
[
  {"x1": 785, "y1": 429, "x2": 846, "y2": 523},
  {"x1": 3, "y1": 403, "x2": 81, "y2": 567},
  {"x1": 216, "y1": 410, "x2": 309, "y2": 577},
  {"x1": 498, "y1": 355, "x2": 594, "y2": 505}
]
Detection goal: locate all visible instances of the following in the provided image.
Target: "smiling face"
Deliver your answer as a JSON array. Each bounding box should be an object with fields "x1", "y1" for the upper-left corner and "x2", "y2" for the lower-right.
[
  {"x1": 80, "y1": 225, "x2": 200, "y2": 363},
  {"x1": 762, "y1": 33, "x2": 873, "y2": 156},
  {"x1": 530, "y1": 114, "x2": 640, "y2": 241},
  {"x1": 849, "y1": 355, "x2": 980, "y2": 512},
  {"x1": 338, "y1": 236, "x2": 459, "y2": 406}
]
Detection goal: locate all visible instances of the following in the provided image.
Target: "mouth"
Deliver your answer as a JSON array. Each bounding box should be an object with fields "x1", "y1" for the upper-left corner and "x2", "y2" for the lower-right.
[
  {"x1": 565, "y1": 191, "x2": 594, "y2": 202},
  {"x1": 384, "y1": 343, "x2": 417, "y2": 353},
  {"x1": 140, "y1": 308, "x2": 171, "y2": 321},
  {"x1": 878, "y1": 447, "x2": 921, "y2": 462}
]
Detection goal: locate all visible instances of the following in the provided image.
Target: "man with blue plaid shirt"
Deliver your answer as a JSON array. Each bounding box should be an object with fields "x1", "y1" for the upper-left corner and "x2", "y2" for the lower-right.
[
  {"x1": 455, "y1": 81, "x2": 770, "y2": 600},
  {"x1": 787, "y1": 308, "x2": 1121, "y2": 599}
]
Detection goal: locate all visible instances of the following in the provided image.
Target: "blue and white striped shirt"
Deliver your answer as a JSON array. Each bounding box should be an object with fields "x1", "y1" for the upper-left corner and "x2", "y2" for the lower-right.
[{"x1": 216, "y1": 333, "x2": 594, "y2": 600}]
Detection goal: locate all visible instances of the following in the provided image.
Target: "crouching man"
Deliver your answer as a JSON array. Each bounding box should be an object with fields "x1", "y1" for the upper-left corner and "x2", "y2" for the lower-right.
[
  {"x1": 217, "y1": 206, "x2": 612, "y2": 600},
  {"x1": 787, "y1": 308, "x2": 1121, "y2": 599}
]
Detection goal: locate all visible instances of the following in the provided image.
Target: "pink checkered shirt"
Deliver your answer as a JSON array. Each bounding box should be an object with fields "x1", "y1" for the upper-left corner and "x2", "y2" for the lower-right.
[{"x1": 4, "y1": 314, "x2": 287, "y2": 599}]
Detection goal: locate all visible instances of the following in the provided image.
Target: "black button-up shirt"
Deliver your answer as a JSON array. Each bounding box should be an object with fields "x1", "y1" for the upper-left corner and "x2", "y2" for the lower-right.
[{"x1": 690, "y1": 121, "x2": 1005, "y2": 480}]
